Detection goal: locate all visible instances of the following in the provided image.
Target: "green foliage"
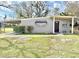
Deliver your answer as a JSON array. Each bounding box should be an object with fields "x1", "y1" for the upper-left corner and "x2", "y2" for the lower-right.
[
  {"x1": 60, "y1": 12, "x2": 74, "y2": 16},
  {"x1": 13, "y1": 26, "x2": 25, "y2": 34},
  {"x1": 27, "y1": 26, "x2": 34, "y2": 33},
  {"x1": 60, "y1": 12, "x2": 69, "y2": 16}
]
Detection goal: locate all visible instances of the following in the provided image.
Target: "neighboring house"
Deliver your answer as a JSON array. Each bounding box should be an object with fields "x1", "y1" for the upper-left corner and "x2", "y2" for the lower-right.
[
  {"x1": 5, "y1": 16, "x2": 79, "y2": 34},
  {"x1": 0, "y1": 17, "x2": 14, "y2": 28}
]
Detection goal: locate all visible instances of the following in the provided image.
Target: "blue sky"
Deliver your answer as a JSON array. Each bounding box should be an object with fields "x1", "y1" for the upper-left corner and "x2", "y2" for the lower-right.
[
  {"x1": 0, "y1": 6, "x2": 15, "y2": 18},
  {"x1": 0, "y1": 1, "x2": 66, "y2": 18}
]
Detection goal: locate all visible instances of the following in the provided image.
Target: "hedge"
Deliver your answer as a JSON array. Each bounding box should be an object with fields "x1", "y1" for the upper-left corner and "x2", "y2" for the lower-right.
[{"x1": 13, "y1": 26, "x2": 25, "y2": 34}]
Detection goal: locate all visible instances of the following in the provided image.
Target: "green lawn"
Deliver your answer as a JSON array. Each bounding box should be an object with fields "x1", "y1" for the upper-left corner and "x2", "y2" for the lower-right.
[
  {"x1": 0, "y1": 35, "x2": 79, "y2": 58},
  {"x1": 0, "y1": 28, "x2": 13, "y2": 33}
]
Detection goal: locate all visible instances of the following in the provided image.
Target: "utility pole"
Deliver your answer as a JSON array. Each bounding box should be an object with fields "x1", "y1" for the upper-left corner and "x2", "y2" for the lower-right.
[{"x1": 3, "y1": 14, "x2": 7, "y2": 32}]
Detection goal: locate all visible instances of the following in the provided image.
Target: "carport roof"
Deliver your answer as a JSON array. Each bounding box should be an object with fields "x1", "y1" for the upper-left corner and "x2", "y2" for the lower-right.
[
  {"x1": 49, "y1": 16, "x2": 78, "y2": 19},
  {"x1": 3, "y1": 16, "x2": 79, "y2": 24}
]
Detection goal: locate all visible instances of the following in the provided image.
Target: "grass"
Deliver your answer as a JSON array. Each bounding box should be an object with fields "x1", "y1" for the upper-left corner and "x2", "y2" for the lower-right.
[
  {"x1": 0, "y1": 35, "x2": 79, "y2": 58},
  {"x1": 0, "y1": 28, "x2": 13, "y2": 33},
  {"x1": 0, "y1": 27, "x2": 79, "y2": 57}
]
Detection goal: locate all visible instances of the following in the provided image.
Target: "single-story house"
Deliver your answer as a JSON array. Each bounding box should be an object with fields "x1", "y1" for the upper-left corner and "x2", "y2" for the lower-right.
[{"x1": 5, "y1": 16, "x2": 79, "y2": 34}]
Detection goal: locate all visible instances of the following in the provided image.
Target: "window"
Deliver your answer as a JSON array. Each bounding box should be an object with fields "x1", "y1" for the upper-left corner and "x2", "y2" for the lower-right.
[
  {"x1": 62, "y1": 24, "x2": 67, "y2": 28},
  {"x1": 35, "y1": 20, "x2": 47, "y2": 26},
  {"x1": 35, "y1": 21, "x2": 47, "y2": 24},
  {"x1": 63, "y1": 31, "x2": 67, "y2": 33}
]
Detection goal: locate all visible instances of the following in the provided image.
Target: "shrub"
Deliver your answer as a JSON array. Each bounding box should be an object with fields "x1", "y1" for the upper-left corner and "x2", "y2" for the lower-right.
[
  {"x1": 27, "y1": 26, "x2": 34, "y2": 33},
  {"x1": 13, "y1": 26, "x2": 25, "y2": 34}
]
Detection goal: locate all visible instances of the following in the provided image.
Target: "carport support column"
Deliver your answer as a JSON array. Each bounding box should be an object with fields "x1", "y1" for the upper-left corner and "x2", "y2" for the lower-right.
[
  {"x1": 71, "y1": 17, "x2": 74, "y2": 34},
  {"x1": 53, "y1": 17, "x2": 55, "y2": 33}
]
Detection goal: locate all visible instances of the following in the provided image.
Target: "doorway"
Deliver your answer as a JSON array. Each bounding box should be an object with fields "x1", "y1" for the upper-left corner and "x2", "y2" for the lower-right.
[{"x1": 55, "y1": 21, "x2": 59, "y2": 33}]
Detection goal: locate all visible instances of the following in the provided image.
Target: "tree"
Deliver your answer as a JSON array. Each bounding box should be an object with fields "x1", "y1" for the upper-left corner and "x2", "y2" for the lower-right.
[
  {"x1": 65, "y1": 1, "x2": 79, "y2": 16},
  {"x1": 0, "y1": 1, "x2": 12, "y2": 8},
  {"x1": 53, "y1": 8, "x2": 60, "y2": 16},
  {"x1": 31, "y1": 1, "x2": 49, "y2": 17},
  {"x1": 11, "y1": 1, "x2": 49, "y2": 18},
  {"x1": 7, "y1": 1, "x2": 28, "y2": 18}
]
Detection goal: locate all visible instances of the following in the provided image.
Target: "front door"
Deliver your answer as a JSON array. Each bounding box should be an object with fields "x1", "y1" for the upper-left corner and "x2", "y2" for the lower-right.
[{"x1": 55, "y1": 21, "x2": 59, "y2": 33}]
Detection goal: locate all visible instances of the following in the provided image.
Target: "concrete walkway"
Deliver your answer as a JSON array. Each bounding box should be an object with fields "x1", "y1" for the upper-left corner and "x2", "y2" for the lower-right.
[{"x1": 0, "y1": 32, "x2": 64, "y2": 38}]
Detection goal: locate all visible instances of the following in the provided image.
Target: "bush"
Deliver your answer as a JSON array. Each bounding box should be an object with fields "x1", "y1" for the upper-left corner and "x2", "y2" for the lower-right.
[
  {"x1": 27, "y1": 26, "x2": 34, "y2": 33},
  {"x1": 13, "y1": 26, "x2": 25, "y2": 34}
]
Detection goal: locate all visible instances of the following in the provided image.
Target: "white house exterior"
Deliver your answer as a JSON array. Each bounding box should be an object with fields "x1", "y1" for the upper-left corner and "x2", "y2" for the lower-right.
[
  {"x1": 20, "y1": 17, "x2": 53, "y2": 34},
  {"x1": 19, "y1": 16, "x2": 79, "y2": 34},
  {"x1": 4, "y1": 16, "x2": 79, "y2": 34}
]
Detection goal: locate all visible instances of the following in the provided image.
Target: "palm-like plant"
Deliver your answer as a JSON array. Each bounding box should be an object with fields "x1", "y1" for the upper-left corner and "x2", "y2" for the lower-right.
[{"x1": 27, "y1": 26, "x2": 34, "y2": 33}]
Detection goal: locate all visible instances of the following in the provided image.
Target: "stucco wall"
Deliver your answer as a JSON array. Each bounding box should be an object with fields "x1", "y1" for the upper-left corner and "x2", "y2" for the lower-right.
[
  {"x1": 20, "y1": 17, "x2": 71, "y2": 34},
  {"x1": 20, "y1": 17, "x2": 53, "y2": 33}
]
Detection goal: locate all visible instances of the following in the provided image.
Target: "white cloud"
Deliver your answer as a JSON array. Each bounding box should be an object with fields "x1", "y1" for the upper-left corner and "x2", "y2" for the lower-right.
[{"x1": 53, "y1": 3, "x2": 61, "y2": 8}]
